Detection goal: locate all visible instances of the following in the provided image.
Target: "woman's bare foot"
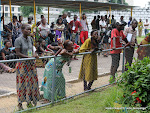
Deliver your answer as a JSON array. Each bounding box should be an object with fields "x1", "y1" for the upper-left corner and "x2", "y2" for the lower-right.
[{"x1": 8, "y1": 68, "x2": 16, "y2": 73}]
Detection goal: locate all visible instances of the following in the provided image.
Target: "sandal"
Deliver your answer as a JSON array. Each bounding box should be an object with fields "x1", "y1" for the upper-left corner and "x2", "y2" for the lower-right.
[
  {"x1": 41, "y1": 99, "x2": 50, "y2": 104},
  {"x1": 18, "y1": 103, "x2": 23, "y2": 111}
]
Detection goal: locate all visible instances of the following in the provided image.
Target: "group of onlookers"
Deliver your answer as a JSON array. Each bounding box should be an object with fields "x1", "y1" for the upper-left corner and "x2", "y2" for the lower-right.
[{"x1": 1, "y1": 12, "x2": 150, "y2": 111}]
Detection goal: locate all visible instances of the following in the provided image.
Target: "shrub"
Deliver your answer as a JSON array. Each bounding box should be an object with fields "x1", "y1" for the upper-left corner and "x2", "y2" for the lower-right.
[{"x1": 117, "y1": 57, "x2": 150, "y2": 108}]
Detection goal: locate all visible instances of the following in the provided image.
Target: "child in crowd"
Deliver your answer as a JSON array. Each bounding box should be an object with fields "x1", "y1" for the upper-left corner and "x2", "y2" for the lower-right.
[
  {"x1": 5, "y1": 33, "x2": 12, "y2": 45},
  {"x1": 47, "y1": 38, "x2": 63, "y2": 53},
  {"x1": 36, "y1": 39, "x2": 54, "y2": 56},
  {"x1": 0, "y1": 40, "x2": 17, "y2": 69},
  {"x1": 36, "y1": 39, "x2": 54, "y2": 67},
  {"x1": 71, "y1": 38, "x2": 80, "y2": 60}
]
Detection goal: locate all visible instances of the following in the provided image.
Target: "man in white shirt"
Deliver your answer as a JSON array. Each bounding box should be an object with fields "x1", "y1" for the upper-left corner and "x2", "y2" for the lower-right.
[
  {"x1": 99, "y1": 16, "x2": 107, "y2": 32},
  {"x1": 144, "y1": 19, "x2": 149, "y2": 35},
  {"x1": 66, "y1": 12, "x2": 71, "y2": 23}
]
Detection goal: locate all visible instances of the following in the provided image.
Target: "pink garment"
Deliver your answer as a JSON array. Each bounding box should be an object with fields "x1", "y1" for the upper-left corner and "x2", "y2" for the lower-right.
[{"x1": 0, "y1": 63, "x2": 12, "y2": 71}]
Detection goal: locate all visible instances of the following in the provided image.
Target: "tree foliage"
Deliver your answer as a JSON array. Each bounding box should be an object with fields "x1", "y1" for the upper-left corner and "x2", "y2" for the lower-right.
[
  {"x1": 109, "y1": 0, "x2": 128, "y2": 5},
  {"x1": 20, "y1": 6, "x2": 43, "y2": 17}
]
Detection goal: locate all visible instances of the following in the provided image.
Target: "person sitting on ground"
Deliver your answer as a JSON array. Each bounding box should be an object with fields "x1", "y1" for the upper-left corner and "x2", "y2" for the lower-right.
[
  {"x1": 1, "y1": 40, "x2": 13, "y2": 60},
  {"x1": 79, "y1": 30, "x2": 99, "y2": 91},
  {"x1": 47, "y1": 38, "x2": 63, "y2": 53},
  {"x1": 0, "y1": 40, "x2": 16, "y2": 73},
  {"x1": 4, "y1": 33, "x2": 13, "y2": 45},
  {"x1": 36, "y1": 39, "x2": 54, "y2": 56},
  {"x1": 137, "y1": 33, "x2": 150, "y2": 60}
]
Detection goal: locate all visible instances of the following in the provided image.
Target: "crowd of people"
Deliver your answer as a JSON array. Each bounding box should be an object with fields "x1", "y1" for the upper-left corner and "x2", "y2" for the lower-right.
[{"x1": 1, "y1": 12, "x2": 150, "y2": 110}]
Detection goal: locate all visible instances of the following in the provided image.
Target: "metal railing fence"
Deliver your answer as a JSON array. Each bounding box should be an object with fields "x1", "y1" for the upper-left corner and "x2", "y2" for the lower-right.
[{"x1": 0, "y1": 44, "x2": 149, "y2": 113}]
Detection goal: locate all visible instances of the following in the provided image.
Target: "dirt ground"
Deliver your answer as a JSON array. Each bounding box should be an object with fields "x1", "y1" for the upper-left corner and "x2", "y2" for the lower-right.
[{"x1": 0, "y1": 74, "x2": 112, "y2": 113}]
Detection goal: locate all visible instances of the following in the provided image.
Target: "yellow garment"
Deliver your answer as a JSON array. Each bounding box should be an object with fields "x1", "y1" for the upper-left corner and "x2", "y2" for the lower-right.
[
  {"x1": 31, "y1": 24, "x2": 36, "y2": 46},
  {"x1": 79, "y1": 38, "x2": 98, "y2": 81},
  {"x1": 138, "y1": 22, "x2": 143, "y2": 30}
]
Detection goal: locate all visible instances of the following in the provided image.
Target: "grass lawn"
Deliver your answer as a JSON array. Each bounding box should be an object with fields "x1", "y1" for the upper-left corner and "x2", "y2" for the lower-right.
[{"x1": 29, "y1": 86, "x2": 125, "y2": 113}]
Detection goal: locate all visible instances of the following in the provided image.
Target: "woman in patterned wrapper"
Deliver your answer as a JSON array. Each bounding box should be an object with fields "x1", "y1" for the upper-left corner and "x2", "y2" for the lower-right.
[
  {"x1": 41, "y1": 40, "x2": 78, "y2": 103},
  {"x1": 15, "y1": 24, "x2": 40, "y2": 110}
]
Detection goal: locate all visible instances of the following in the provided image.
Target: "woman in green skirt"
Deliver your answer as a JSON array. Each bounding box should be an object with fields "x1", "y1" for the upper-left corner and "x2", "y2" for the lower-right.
[{"x1": 41, "y1": 40, "x2": 76, "y2": 102}]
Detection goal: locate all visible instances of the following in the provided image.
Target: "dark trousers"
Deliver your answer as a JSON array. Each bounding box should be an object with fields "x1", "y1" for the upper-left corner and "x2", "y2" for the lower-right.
[
  {"x1": 110, "y1": 53, "x2": 120, "y2": 79},
  {"x1": 125, "y1": 47, "x2": 134, "y2": 71},
  {"x1": 145, "y1": 29, "x2": 149, "y2": 36}
]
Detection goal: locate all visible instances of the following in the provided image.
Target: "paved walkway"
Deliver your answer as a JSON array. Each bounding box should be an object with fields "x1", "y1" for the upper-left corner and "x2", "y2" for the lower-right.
[{"x1": 0, "y1": 54, "x2": 123, "y2": 95}]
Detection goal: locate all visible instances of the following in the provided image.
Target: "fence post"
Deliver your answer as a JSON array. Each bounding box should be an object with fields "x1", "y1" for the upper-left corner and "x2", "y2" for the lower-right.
[
  {"x1": 51, "y1": 56, "x2": 56, "y2": 104},
  {"x1": 122, "y1": 47, "x2": 125, "y2": 73}
]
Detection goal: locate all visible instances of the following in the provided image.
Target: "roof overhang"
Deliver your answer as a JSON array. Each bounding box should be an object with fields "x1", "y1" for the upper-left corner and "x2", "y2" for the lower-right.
[{"x1": 1, "y1": 0, "x2": 135, "y2": 11}]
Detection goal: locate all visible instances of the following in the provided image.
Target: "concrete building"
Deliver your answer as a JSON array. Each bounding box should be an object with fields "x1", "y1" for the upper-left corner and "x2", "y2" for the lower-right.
[
  {"x1": 0, "y1": 5, "x2": 21, "y2": 17},
  {"x1": 126, "y1": 0, "x2": 134, "y2": 6}
]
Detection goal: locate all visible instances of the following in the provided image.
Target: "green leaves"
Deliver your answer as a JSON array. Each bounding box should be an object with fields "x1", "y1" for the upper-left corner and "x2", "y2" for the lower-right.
[
  {"x1": 117, "y1": 57, "x2": 150, "y2": 107},
  {"x1": 20, "y1": 6, "x2": 43, "y2": 17}
]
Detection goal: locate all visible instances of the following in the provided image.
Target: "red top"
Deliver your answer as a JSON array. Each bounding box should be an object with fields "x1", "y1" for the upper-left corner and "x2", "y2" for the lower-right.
[
  {"x1": 73, "y1": 43, "x2": 80, "y2": 49},
  {"x1": 110, "y1": 29, "x2": 126, "y2": 54},
  {"x1": 69, "y1": 20, "x2": 82, "y2": 33}
]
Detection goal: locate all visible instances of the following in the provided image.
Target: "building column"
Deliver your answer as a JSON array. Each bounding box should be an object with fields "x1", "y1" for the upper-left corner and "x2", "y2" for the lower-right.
[
  {"x1": 9, "y1": 0, "x2": 12, "y2": 22},
  {"x1": 34, "y1": 0, "x2": 36, "y2": 24},
  {"x1": 131, "y1": 8, "x2": 133, "y2": 17},
  {"x1": 48, "y1": 7, "x2": 49, "y2": 25},
  {"x1": 109, "y1": 6, "x2": 111, "y2": 24},
  {"x1": 80, "y1": 3, "x2": 82, "y2": 20}
]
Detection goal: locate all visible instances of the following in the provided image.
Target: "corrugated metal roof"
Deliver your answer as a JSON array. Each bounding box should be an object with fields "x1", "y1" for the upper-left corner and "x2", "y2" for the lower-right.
[{"x1": 1, "y1": 0, "x2": 134, "y2": 11}]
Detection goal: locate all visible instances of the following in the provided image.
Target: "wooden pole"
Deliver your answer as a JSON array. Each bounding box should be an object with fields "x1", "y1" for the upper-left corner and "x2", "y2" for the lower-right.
[
  {"x1": 48, "y1": 7, "x2": 49, "y2": 24},
  {"x1": 131, "y1": 8, "x2": 133, "y2": 17},
  {"x1": 109, "y1": 6, "x2": 111, "y2": 24},
  {"x1": 9, "y1": 0, "x2": 12, "y2": 22},
  {"x1": 3, "y1": 5, "x2": 4, "y2": 25},
  {"x1": 34, "y1": 0, "x2": 36, "y2": 24},
  {"x1": 80, "y1": 3, "x2": 82, "y2": 20}
]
